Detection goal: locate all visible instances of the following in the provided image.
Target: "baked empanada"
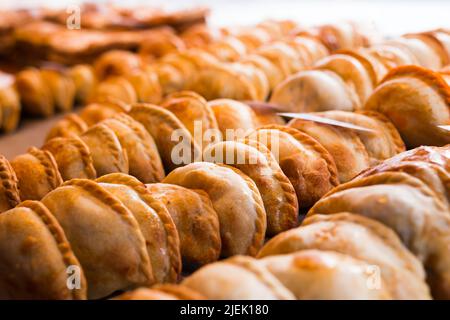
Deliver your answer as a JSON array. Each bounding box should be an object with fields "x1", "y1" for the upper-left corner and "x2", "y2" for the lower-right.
[
  {"x1": 258, "y1": 213, "x2": 431, "y2": 299},
  {"x1": 182, "y1": 256, "x2": 295, "y2": 300},
  {"x1": 0, "y1": 155, "x2": 20, "y2": 212},
  {"x1": 240, "y1": 54, "x2": 284, "y2": 90},
  {"x1": 96, "y1": 174, "x2": 181, "y2": 283},
  {"x1": 0, "y1": 81, "x2": 21, "y2": 133},
  {"x1": 94, "y1": 50, "x2": 143, "y2": 80},
  {"x1": 256, "y1": 42, "x2": 303, "y2": 78},
  {"x1": 246, "y1": 102, "x2": 286, "y2": 126},
  {"x1": 89, "y1": 77, "x2": 137, "y2": 105},
  {"x1": 203, "y1": 140, "x2": 298, "y2": 235},
  {"x1": 79, "y1": 100, "x2": 130, "y2": 127},
  {"x1": 68, "y1": 64, "x2": 97, "y2": 105},
  {"x1": 163, "y1": 162, "x2": 266, "y2": 257},
  {"x1": 0, "y1": 200, "x2": 87, "y2": 299},
  {"x1": 45, "y1": 113, "x2": 88, "y2": 141},
  {"x1": 125, "y1": 70, "x2": 162, "y2": 104},
  {"x1": 146, "y1": 183, "x2": 221, "y2": 268},
  {"x1": 11, "y1": 147, "x2": 63, "y2": 200},
  {"x1": 40, "y1": 69, "x2": 76, "y2": 112},
  {"x1": 42, "y1": 179, "x2": 153, "y2": 299}
]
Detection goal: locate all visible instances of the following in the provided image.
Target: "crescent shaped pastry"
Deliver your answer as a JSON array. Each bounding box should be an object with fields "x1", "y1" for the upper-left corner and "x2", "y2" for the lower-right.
[
  {"x1": 79, "y1": 100, "x2": 130, "y2": 127},
  {"x1": 270, "y1": 70, "x2": 359, "y2": 112},
  {"x1": 311, "y1": 110, "x2": 405, "y2": 163},
  {"x1": 124, "y1": 70, "x2": 162, "y2": 104},
  {"x1": 308, "y1": 172, "x2": 450, "y2": 299},
  {"x1": 11, "y1": 147, "x2": 63, "y2": 200},
  {"x1": 102, "y1": 114, "x2": 165, "y2": 183},
  {"x1": 42, "y1": 136, "x2": 97, "y2": 181},
  {"x1": 163, "y1": 162, "x2": 266, "y2": 257},
  {"x1": 0, "y1": 155, "x2": 20, "y2": 212},
  {"x1": 41, "y1": 179, "x2": 153, "y2": 299},
  {"x1": 94, "y1": 50, "x2": 143, "y2": 80},
  {"x1": 96, "y1": 174, "x2": 181, "y2": 283},
  {"x1": 229, "y1": 62, "x2": 269, "y2": 101},
  {"x1": 45, "y1": 113, "x2": 88, "y2": 141},
  {"x1": 386, "y1": 38, "x2": 443, "y2": 70},
  {"x1": 162, "y1": 91, "x2": 219, "y2": 150},
  {"x1": 80, "y1": 123, "x2": 129, "y2": 176},
  {"x1": 182, "y1": 256, "x2": 295, "y2": 300},
  {"x1": 342, "y1": 49, "x2": 389, "y2": 82},
  {"x1": 40, "y1": 69, "x2": 76, "y2": 112},
  {"x1": 258, "y1": 250, "x2": 391, "y2": 300},
  {"x1": 404, "y1": 34, "x2": 449, "y2": 67},
  {"x1": 89, "y1": 77, "x2": 137, "y2": 105},
  {"x1": 288, "y1": 36, "x2": 329, "y2": 66},
  {"x1": 240, "y1": 54, "x2": 284, "y2": 90},
  {"x1": 129, "y1": 103, "x2": 201, "y2": 172},
  {"x1": 68, "y1": 64, "x2": 97, "y2": 105},
  {"x1": 247, "y1": 125, "x2": 338, "y2": 207},
  {"x1": 258, "y1": 213, "x2": 430, "y2": 299},
  {"x1": 0, "y1": 83, "x2": 20, "y2": 133},
  {"x1": 146, "y1": 183, "x2": 221, "y2": 268},
  {"x1": 0, "y1": 200, "x2": 87, "y2": 300},
  {"x1": 288, "y1": 118, "x2": 371, "y2": 182},
  {"x1": 364, "y1": 65, "x2": 450, "y2": 147},
  {"x1": 203, "y1": 140, "x2": 298, "y2": 235}
]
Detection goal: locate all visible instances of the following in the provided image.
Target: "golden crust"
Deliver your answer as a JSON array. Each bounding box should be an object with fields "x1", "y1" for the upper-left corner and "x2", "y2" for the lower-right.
[
  {"x1": 151, "y1": 284, "x2": 206, "y2": 300},
  {"x1": 0, "y1": 155, "x2": 20, "y2": 212},
  {"x1": 39, "y1": 69, "x2": 76, "y2": 112},
  {"x1": 113, "y1": 288, "x2": 177, "y2": 300},
  {"x1": 0, "y1": 83, "x2": 21, "y2": 133},
  {"x1": 45, "y1": 113, "x2": 88, "y2": 142},
  {"x1": 68, "y1": 64, "x2": 97, "y2": 105},
  {"x1": 79, "y1": 100, "x2": 129, "y2": 127},
  {"x1": 89, "y1": 76, "x2": 137, "y2": 105}
]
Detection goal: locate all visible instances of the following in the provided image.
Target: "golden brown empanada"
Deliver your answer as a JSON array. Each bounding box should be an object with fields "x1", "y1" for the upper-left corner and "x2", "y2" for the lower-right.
[
  {"x1": 203, "y1": 140, "x2": 298, "y2": 235},
  {"x1": 96, "y1": 174, "x2": 181, "y2": 283},
  {"x1": 40, "y1": 69, "x2": 76, "y2": 112},
  {"x1": 0, "y1": 155, "x2": 20, "y2": 212},
  {"x1": 258, "y1": 213, "x2": 431, "y2": 299},
  {"x1": 45, "y1": 113, "x2": 88, "y2": 141},
  {"x1": 42, "y1": 136, "x2": 97, "y2": 180},
  {"x1": 79, "y1": 100, "x2": 130, "y2": 127},
  {"x1": 240, "y1": 54, "x2": 284, "y2": 90},
  {"x1": 365, "y1": 44, "x2": 418, "y2": 70},
  {"x1": 125, "y1": 70, "x2": 162, "y2": 104},
  {"x1": 11, "y1": 147, "x2": 63, "y2": 200},
  {"x1": 0, "y1": 81, "x2": 21, "y2": 133},
  {"x1": 89, "y1": 77, "x2": 137, "y2": 105},
  {"x1": 258, "y1": 250, "x2": 391, "y2": 300},
  {"x1": 68, "y1": 64, "x2": 97, "y2": 105},
  {"x1": 247, "y1": 125, "x2": 338, "y2": 207},
  {"x1": 246, "y1": 102, "x2": 286, "y2": 126},
  {"x1": 182, "y1": 255, "x2": 295, "y2": 300},
  {"x1": 309, "y1": 171, "x2": 450, "y2": 299},
  {"x1": 42, "y1": 179, "x2": 153, "y2": 299},
  {"x1": 129, "y1": 103, "x2": 201, "y2": 172},
  {"x1": 80, "y1": 123, "x2": 129, "y2": 176},
  {"x1": 94, "y1": 50, "x2": 143, "y2": 80},
  {"x1": 163, "y1": 162, "x2": 266, "y2": 257},
  {"x1": 288, "y1": 118, "x2": 371, "y2": 182},
  {"x1": 363, "y1": 65, "x2": 450, "y2": 147},
  {"x1": 256, "y1": 42, "x2": 303, "y2": 78},
  {"x1": 146, "y1": 183, "x2": 221, "y2": 268},
  {"x1": 229, "y1": 62, "x2": 269, "y2": 101},
  {"x1": 0, "y1": 200, "x2": 87, "y2": 299}
]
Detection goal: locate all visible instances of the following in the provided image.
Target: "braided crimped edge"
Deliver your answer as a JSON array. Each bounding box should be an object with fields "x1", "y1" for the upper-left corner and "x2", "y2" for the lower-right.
[
  {"x1": 258, "y1": 124, "x2": 340, "y2": 187},
  {"x1": 146, "y1": 183, "x2": 221, "y2": 265},
  {"x1": 61, "y1": 178, "x2": 154, "y2": 285},
  {"x1": 217, "y1": 164, "x2": 267, "y2": 257},
  {"x1": 226, "y1": 256, "x2": 294, "y2": 300},
  {"x1": 112, "y1": 113, "x2": 165, "y2": 181},
  {"x1": 18, "y1": 200, "x2": 87, "y2": 300},
  {"x1": 0, "y1": 155, "x2": 20, "y2": 210},
  {"x1": 152, "y1": 284, "x2": 206, "y2": 300},
  {"x1": 95, "y1": 173, "x2": 181, "y2": 283},
  {"x1": 28, "y1": 147, "x2": 63, "y2": 190}
]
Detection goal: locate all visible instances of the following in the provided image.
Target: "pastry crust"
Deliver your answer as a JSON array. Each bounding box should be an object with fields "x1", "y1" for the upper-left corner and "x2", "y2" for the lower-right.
[
  {"x1": 146, "y1": 183, "x2": 220, "y2": 268},
  {"x1": 182, "y1": 255, "x2": 295, "y2": 300},
  {"x1": 246, "y1": 101, "x2": 286, "y2": 126},
  {"x1": 79, "y1": 100, "x2": 130, "y2": 127},
  {"x1": 204, "y1": 140, "x2": 298, "y2": 235},
  {"x1": 163, "y1": 162, "x2": 266, "y2": 257},
  {"x1": 0, "y1": 82, "x2": 21, "y2": 133},
  {"x1": 0, "y1": 155, "x2": 20, "y2": 212},
  {"x1": 94, "y1": 50, "x2": 143, "y2": 80},
  {"x1": 125, "y1": 70, "x2": 162, "y2": 104},
  {"x1": 258, "y1": 213, "x2": 430, "y2": 299},
  {"x1": 45, "y1": 113, "x2": 88, "y2": 141},
  {"x1": 96, "y1": 174, "x2": 181, "y2": 283},
  {"x1": 309, "y1": 171, "x2": 450, "y2": 299},
  {"x1": 42, "y1": 136, "x2": 97, "y2": 180},
  {"x1": 288, "y1": 118, "x2": 371, "y2": 182},
  {"x1": 11, "y1": 147, "x2": 63, "y2": 200},
  {"x1": 42, "y1": 179, "x2": 153, "y2": 299},
  {"x1": 0, "y1": 200, "x2": 87, "y2": 300},
  {"x1": 68, "y1": 64, "x2": 97, "y2": 105},
  {"x1": 89, "y1": 76, "x2": 137, "y2": 105},
  {"x1": 259, "y1": 250, "x2": 391, "y2": 300},
  {"x1": 40, "y1": 69, "x2": 76, "y2": 112},
  {"x1": 129, "y1": 103, "x2": 201, "y2": 172},
  {"x1": 80, "y1": 123, "x2": 129, "y2": 176}
]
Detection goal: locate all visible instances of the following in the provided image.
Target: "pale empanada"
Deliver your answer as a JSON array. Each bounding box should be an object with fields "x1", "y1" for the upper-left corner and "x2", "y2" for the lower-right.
[
  {"x1": 182, "y1": 256, "x2": 295, "y2": 300},
  {"x1": 41, "y1": 179, "x2": 153, "y2": 299},
  {"x1": 146, "y1": 183, "x2": 221, "y2": 268},
  {"x1": 363, "y1": 65, "x2": 450, "y2": 147},
  {"x1": 42, "y1": 136, "x2": 97, "y2": 181},
  {"x1": 203, "y1": 140, "x2": 298, "y2": 235},
  {"x1": 309, "y1": 171, "x2": 450, "y2": 299},
  {"x1": 288, "y1": 119, "x2": 371, "y2": 182},
  {"x1": 258, "y1": 250, "x2": 391, "y2": 300},
  {"x1": 96, "y1": 174, "x2": 181, "y2": 283},
  {"x1": 258, "y1": 213, "x2": 430, "y2": 299},
  {"x1": 163, "y1": 162, "x2": 266, "y2": 257},
  {"x1": 0, "y1": 155, "x2": 20, "y2": 212},
  {"x1": 45, "y1": 113, "x2": 88, "y2": 142},
  {"x1": 129, "y1": 103, "x2": 200, "y2": 172},
  {"x1": 0, "y1": 200, "x2": 87, "y2": 299},
  {"x1": 80, "y1": 123, "x2": 129, "y2": 176},
  {"x1": 365, "y1": 44, "x2": 419, "y2": 70},
  {"x1": 247, "y1": 125, "x2": 338, "y2": 207},
  {"x1": 11, "y1": 147, "x2": 63, "y2": 200},
  {"x1": 102, "y1": 114, "x2": 165, "y2": 183}
]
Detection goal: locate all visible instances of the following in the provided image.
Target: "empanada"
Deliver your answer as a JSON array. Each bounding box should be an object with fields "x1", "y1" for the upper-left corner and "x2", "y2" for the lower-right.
[
  {"x1": 40, "y1": 69, "x2": 76, "y2": 112},
  {"x1": 0, "y1": 200, "x2": 87, "y2": 299},
  {"x1": 163, "y1": 162, "x2": 266, "y2": 257},
  {"x1": 89, "y1": 77, "x2": 137, "y2": 105},
  {"x1": 0, "y1": 81, "x2": 21, "y2": 133},
  {"x1": 125, "y1": 70, "x2": 162, "y2": 104},
  {"x1": 11, "y1": 147, "x2": 63, "y2": 200},
  {"x1": 68, "y1": 64, "x2": 97, "y2": 105},
  {"x1": 246, "y1": 102, "x2": 286, "y2": 126},
  {"x1": 79, "y1": 100, "x2": 130, "y2": 127},
  {"x1": 45, "y1": 113, "x2": 88, "y2": 141},
  {"x1": 146, "y1": 183, "x2": 221, "y2": 268},
  {"x1": 42, "y1": 179, "x2": 153, "y2": 299},
  {"x1": 0, "y1": 155, "x2": 20, "y2": 212},
  {"x1": 94, "y1": 50, "x2": 143, "y2": 80}
]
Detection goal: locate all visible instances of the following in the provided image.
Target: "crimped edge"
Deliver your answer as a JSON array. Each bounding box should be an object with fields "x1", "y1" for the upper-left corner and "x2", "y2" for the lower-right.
[
  {"x1": 0, "y1": 155, "x2": 20, "y2": 209},
  {"x1": 28, "y1": 147, "x2": 63, "y2": 191}
]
